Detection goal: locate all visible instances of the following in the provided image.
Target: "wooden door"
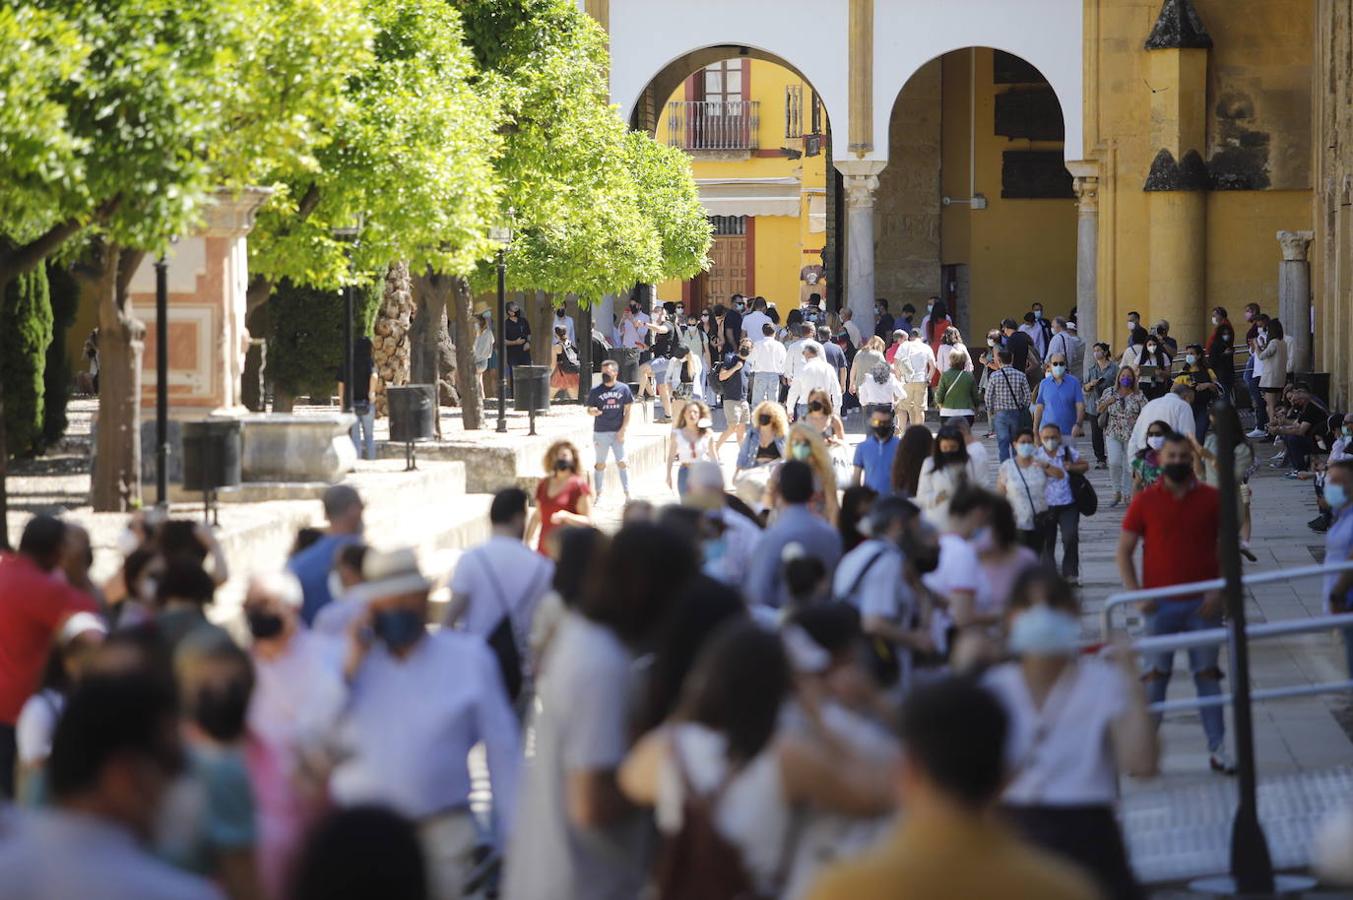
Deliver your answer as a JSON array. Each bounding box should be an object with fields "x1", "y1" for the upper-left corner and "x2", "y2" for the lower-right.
[{"x1": 707, "y1": 234, "x2": 748, "y2": 305}]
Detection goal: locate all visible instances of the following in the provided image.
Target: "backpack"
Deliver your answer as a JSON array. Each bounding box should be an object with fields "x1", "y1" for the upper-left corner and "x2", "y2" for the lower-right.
[
  {"x1": 656, "y1": 745, "x2": 766, "y2": 900},
  {"x1": 558, "y1": 341, "x2": 580, "y2": 374},
  {"x1": 1063, "y1": 446, "x2": 1098, "y2": 517},
  {"x1": 471, "y1": 554, "x2": 551, "y2": 702}
]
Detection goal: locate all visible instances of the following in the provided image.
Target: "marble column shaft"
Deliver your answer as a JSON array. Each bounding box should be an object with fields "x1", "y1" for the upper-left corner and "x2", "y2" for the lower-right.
[{"x1": 1277, "y1": 230, "x2": 1314, "y2": 373}]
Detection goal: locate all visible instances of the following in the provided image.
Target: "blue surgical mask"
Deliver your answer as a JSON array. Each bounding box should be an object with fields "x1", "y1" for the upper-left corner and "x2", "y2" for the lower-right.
[
  {"x1": 1042, "y1": 438, "x2": 1060, "y2": 453},
  {"x1": 791, "y1": 442, "x2": 812, "y2": 461},
  {"x1": 1016, "y1": 443, "x2": 1036, "y2": 459},
  {"x1": 1327, "y1": 483, "x2": 1350, "y2": 509},
  {"x1": 1147, "y1": 435, "x2": 1166, "y2": 451},
  {"x1": 1033, "y1": 310, "x2": 1042, "y2": 320},
  {"x1": 701, "y1": 539, "x2": 727, "y2": 578},
  {"x1": 1185, "y1": 354, "x2": 1198, "y2": 366},
  {"x1": 1008, "y1": 605, "x2": 1081, "y2": 656},
  {"x1": 371, "y1": 609, "x2": 425, "y2": 653},
  {"x1": 1051, "y1": 364, "x2": 1066, "y2": 377}
]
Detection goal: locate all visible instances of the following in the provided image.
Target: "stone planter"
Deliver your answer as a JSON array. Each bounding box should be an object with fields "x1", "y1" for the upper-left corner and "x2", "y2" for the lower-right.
[{"x1": 239, "y1": 413, "x2": 357, "y2": 484}]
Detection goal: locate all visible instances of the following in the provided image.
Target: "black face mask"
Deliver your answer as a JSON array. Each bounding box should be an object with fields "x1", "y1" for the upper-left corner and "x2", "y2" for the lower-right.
[
  {"x1": 195, "y1": 680, "x2": 250, "y2": 743},
  {"x1": 872, "y1": 423, "x2": 894, "y2": 439},
  {"x1": 900, "y1": 531, "x2": 941, "y2": 574},
  {"x1": 809, "y1": 401, "x2": 824, "y2": 413},
  {"x1": 758, "y1": 414, "x2": 772, "y2": 426},
  {"x1": 1162, "y1": 462, "x2": 1193, "y2": 483},
  {"x1": 246, "y1": 609, "x2": 285, "y2": 640},
  {"x1": 738, "y1": 349, "x2": 750, "y2": 358},
  {"x1": 601, "y1": 373, "x2": 615, "y2": 384},
  {"x1": 554, "y1": 458, "x2": 573, "y2": 472}
]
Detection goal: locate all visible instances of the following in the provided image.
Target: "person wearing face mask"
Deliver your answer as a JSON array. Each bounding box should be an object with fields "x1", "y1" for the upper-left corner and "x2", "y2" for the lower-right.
[
  {"x1": 1119, "y1": 314, "x2": 1149, "y2": 370},
  {"x1": 714, "y1": 339, "x2": 754, "y2": 453},
  {"x1": 503, "y1": 301, "x2": 532, "y2": 394},
  {"x1": 1020, "y1": 309, "x2": 1049, "y2": 359},
  {"x1": 873, "y1": 299, "x2": 895, "y2": 342},
  {"x1": 1098, "y1": 366, "x2": 1145, "y2": 508},
  {"x1": 776, "y1": 424, "x2": 840, "y2": 523},
  {"x1": 917, "y1": 425, "x2": 980, "y2": 529},
  {"x1": 853, "y1": 408, "x2": 901, "y2": 495},
  {"x1": 936, "y1": 348, "x2": 978, "y2": 425},
  {"x1": 310, "y1": 543, "x2": 370, "y2": 637},
  {"x1": 0, "y1": 672, "x2": 220, "y2": 900},
  {"x1": 243, "y1": 573, "x2": 345, "y2": 899},
  {"x1": 1318, "y1": 460, "x2": 1353, "y2": 680},
  {"x1": 585, "y1": 359, "x2": 634, "y2": 505},
  {"x1": 735, "y1": 401, "x2": 789, "y2": 509},
  {"x1": 996, "y1": 429, "x2": 1053, "y2": 552},
  {"x1": 287, "y1": 484, "x2": 366, "y2": 626},
  {"x1": 1032, "y1": 353, "x2": 1084, "y2": 444},
  {"x1": 786, "y1": 340, "x2": 844, "y2": 422},
  {"x1": 1033, "y1": 424, "x2": 1087, "y2": 584},
  {"x1": 526, "y1": 440, "x2": 593, "y2": 555},
  {"x1": 336, "y1": 548, "x2": 521, "y2": 900},
  {"x1": 1117, "y1": 431, "x2": 1233, "y2": 774},
  {"x1": 1083, "y1": 342, "x2": 1117, "y2": 469},
  {"x1": 1206, "y1": 306, "x2": 1235, "y2": 396},
  {"x1": 163, "y1": 631, "x2": 262, "y2": 899},
  {"x1": 683, "y1": 462, "x2": 762, "y2": 591},
  {"x1": 1242, "y1": 305, "x2": 1270, "y2": 436},
  {"x1": 832, "y1": 497, "x2": 936, "y2": 693},
  {"x1": 1131, "y1": 421, "x2": 1171, "y2": 495},
  {"x1": 1132, "y1": 333, "x2": 1171, "y2": 400},
  {"x1": 748, "y1": 461, "x2": 844, "y2": 608},
  {"x1": 1173, "y1": 343, "x2": 1220, "y2": 439},
  {"x1": 1256, "y1": 316, "x2": 1289, "y2": 433},
  {"x1": 985, "y1": 567, "x2": 1157, "y2": 900},
  {"x1": 1128, "y1": 382, "x2": 1196, "y2": 455}
]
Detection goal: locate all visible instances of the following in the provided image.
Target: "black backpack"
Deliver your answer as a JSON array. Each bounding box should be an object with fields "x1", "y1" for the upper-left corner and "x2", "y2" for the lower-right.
[{"x1": 1063, "y1": 446, "x2": 1098, "y2": 517}]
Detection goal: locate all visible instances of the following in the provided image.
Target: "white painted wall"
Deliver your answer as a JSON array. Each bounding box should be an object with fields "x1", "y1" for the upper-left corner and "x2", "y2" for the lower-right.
[
  {"x1": 872, "y1": 0, "x2": 1084, "y2": 162},
  {"x1": 606, "y1": 0, "x2": 1085, "y2": 163}
]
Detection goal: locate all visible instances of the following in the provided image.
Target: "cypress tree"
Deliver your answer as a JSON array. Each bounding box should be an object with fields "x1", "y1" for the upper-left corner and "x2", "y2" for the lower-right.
[{"x1": 1, "y1": 264, "x2": 54, "y2": 455}]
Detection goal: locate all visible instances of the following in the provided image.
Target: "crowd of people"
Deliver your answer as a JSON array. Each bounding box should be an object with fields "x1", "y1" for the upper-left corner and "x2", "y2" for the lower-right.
[{"x1": 2, "y1": 290, "x2": 1351, "y2": 900}]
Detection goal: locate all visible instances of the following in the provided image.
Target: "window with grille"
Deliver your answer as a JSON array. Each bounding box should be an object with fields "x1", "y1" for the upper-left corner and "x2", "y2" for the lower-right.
[
  {"x1": 709, "y1": 216, "x2": 747, "y2": 236},
  {"x1": 785, "y1": 84, "x2": 803, "y2": 138}
]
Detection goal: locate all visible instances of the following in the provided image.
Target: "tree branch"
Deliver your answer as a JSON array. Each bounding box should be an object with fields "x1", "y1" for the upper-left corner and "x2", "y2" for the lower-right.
[
  {"x1": 295, "y1": 183, "x2": 322, "y2": 223},
  {"x1": 0, "y1": 195, "x2": 123, "y2": 284}
]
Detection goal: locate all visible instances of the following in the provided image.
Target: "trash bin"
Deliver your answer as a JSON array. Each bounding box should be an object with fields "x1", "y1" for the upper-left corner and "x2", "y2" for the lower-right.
[
  {"x1": 182, "y1": 419, "x2": 242, "y2": 492},
  {"x1": 513, "y1": 366, "x2": 551, "y2": 413},
  {"x1": 387, "y1": 384, "x2": 437, "y2": 442},
  {"x1": 607, "y1": 348, "x2": 641, "y2": 384}
]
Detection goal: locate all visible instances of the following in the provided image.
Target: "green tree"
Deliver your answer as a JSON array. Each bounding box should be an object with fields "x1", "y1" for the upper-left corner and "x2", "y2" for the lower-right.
[
  {"x1": 40, "y1": 261, "x2": 80, "y2": 451},
  {"x1": 267, "y1": 279, "x2": 380, "y2": 408},
  {"x1": 624, "y1": 131, "x2": 713, "y2": 284},
  {"x1": 0, "y1": 265, "x2": 53, "y2": 456}
]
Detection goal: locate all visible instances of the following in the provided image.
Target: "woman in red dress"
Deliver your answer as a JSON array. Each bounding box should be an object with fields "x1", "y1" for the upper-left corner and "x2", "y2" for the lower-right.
[
  {"x1": 927, "y1": 299, "x2": 953, "y2": 388},
  {"x1": 527, "y1": 439, "x2": 593, "y2": 555}
]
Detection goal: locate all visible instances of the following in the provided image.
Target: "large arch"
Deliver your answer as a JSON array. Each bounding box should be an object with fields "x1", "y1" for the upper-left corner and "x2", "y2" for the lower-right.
[
  {"x1": 873, "y1": 0, "x2": 1085, "y2": 162},
  {"x1": 608, "y1": 0, "x2": 852, "y2": 156}
]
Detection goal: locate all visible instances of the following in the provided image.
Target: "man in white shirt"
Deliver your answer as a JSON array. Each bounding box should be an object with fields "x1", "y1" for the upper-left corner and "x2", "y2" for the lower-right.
[
  {"x1": 840, "y1": 307, "x2": 864, "y2": 350},
  {"x1": 1046, "y1": 317, "x2": 1084, "y2": 379},
  {"x1": 1019, "y1": 310, "x2": 1049, "y2": 358},
  {"x1": 741, "y1": 297, "x2": 773, "y2": 347},
  {"x1": 1129, "y1": 383, "x2": 1198, "y2": 452},
  {"x1": 552, "y1": 304, "x2": 576, "y2": 345},
  {"x1": 747, "y1": 322, "x2": 787, "y2": 406},
  {"x1": 333, "y1": 547, "x2": 520, "y2": 900},
  {"x1": 786, "y1": 340, "x2": 843, "y2": 419},
  {"x1": 0, "y1": 673, "x2": 223, "y2": 900},
  {"x1": 894, "y1": 329, "x2": 936, "y2": 429},
  {"x1": 784, "y1": 322, "x2": 814, "y2": 386},
  {"x1": 615, "y1": 301, "x2": 650, "y2": 350},
  {"x1": 447, "y1": 488, "x2": 555, "y2": 655}
]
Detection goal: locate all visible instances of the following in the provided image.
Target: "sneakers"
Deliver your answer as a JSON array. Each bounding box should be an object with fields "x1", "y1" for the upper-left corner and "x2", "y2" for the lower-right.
[
  {"x1": 1109, "y1": 493, "x2": 1122, "y2": 509},
  {"x1": 1245, "y1": 428, "x2": 1267, "y2": 439},
  {"x1": 1239, "y1": 542, "x2": 1258, "y2": 563},
  {"x1": 1209, "y1": 750, "x2": 1238, "y2": 776}
]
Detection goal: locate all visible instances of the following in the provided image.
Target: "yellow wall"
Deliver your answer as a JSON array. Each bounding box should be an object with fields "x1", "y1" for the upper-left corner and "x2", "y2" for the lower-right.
[
  {"x1": 939, "y1": 48, "x2": 1078, "y2": 332},
  {"x1": 654, "y1": 58, "x2": 828, "y2": 309}
]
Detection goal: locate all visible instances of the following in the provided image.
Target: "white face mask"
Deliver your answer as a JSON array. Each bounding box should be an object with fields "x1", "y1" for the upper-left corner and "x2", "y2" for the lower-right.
[
  {"x1": 1212, "y1": 315, "x2": 1220, "y2": 325},
  {"x1": 1008, "y1": 605, "x2": 1081, "y2": 656},
  {"x1": 1147, "y1": 435, "x2": 1166, "y2": 451},
  {"x1": 1042, "y1": 438, "x2": 1060, "y2": 452}
]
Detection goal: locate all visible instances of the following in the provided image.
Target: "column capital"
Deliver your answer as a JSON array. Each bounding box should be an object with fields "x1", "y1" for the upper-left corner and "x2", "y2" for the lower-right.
[
  {"x1": 1276, "y1": 230, "x2": 1314, "y2": 262},
  {"x1": 836, "y1": 159, "x2": 887, "y2": 209},
  {"x1": 1073, "y1": 175, "x2": 1100, "y2": 212},
  {"x1": 202, "y1": 187, "x2": 274, "y2": 238}
]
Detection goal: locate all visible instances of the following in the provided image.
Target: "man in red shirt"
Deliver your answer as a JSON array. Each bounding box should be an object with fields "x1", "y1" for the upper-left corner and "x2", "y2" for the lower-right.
[
  {"x1": 1116, "y1": 432, "x2": 1234, "y2": 774},
  {"x1": 0, "y1": 515, "x2": 98, "y2": 797}
]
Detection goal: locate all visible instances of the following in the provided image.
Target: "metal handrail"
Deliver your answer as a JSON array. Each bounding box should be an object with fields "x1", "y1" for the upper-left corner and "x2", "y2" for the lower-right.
[
  {"x1": 666, "y1": 100, "x2": 760, "y2": 151},
  {"x1": 1099, "y1": 560, "x2": 1353, "y2": 639}
]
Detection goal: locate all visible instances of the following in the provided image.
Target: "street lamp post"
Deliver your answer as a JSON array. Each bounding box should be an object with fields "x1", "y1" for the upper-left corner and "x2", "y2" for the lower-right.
[
  {"x1": 490, "y1": 219, "x2": 512, "y2": 434},
  {"x1": 333, "y1": 218, "x2": 365, "y2": 413},
  {"x1": 154, "y1": 254, "x2": 169, "y2": 507}
]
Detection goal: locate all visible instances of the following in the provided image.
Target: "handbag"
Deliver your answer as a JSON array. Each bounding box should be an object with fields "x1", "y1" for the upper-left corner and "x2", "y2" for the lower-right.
[{"x1": 1063, "y1": 447, "x2": 1098, "y2": 517}]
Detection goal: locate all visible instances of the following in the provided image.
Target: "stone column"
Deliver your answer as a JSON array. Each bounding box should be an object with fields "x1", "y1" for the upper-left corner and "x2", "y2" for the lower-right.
[
  {"x1": 1069, "y1": 163, "x2": 1099, "y2": 376},
  {"x1": 836, "y1": 160, "x2": 887, "y2": 332},
  {"x1": 1278, "y1": 230, "x2": 1314, "y2": 373}
]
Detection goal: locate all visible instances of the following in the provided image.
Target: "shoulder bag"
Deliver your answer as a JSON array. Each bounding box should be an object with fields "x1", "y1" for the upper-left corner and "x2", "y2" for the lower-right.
[
  {"x1": 1013, "y1": 460, "x2": 1057, "y2": 533},
  {"x1": 1063, "y1": 446, "x2": 1098, "y2": 517},
  {"x1": 472, "y1": 553, "x2": 552, "y2": 701}
]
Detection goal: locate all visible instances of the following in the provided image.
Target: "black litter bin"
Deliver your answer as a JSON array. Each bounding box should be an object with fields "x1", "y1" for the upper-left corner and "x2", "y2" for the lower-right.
[
  {"x1": 182, "y1": 419, "x2": 242, "y2": 492},
  {"x1": 387, "y1": 384, "x2": 437, "y2": 442},
  {"x1": 513, "y1": 366, "x2": 551, "y2": 413}
]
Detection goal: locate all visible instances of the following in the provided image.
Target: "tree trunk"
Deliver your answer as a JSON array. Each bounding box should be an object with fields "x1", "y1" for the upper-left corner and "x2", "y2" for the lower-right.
[
  {"x1": 91, "y1": 245, "x2": 147, "y2": 512},
  {"x1": 450, "y1": 276, "x2": 483, "y2": 430},
  {"x1": 371, "y1": 262, "x2": 414, "y2": 418},
  {"x1": 245, "y1": 274, "x2": 273, "y2": 318}
]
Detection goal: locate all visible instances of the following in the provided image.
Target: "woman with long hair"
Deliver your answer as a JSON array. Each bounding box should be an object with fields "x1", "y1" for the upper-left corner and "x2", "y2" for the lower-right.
[
  {"x1": 849, "y1": 335, "x2": 888, "y2": 400},
  {"x1": 778, "y1": 423, "x2": 840, "y2": 523},
  {"x1": 666, "y1": 398, "x2": 717, "y2": 499},
  {"x1": 550, "y1": 325, "x2": 580, "y2": 400},
  {"x1": 1099, "y1": 365, "x2": 1147, "y2": 507},
  {"x1": 996, "y1": 428, "x2": 1051, "y2": 551},
  {"x1": 890, "y1": 424, "x2": 934, "y2": 497},
  {"x1": 940, "y1": 325, "x2": 974, "y2": 373},
  {"x1": 1130, "y1": 420, "x2": 1171, "y2": 496},
  {"x1": 526, "y1": 440, "x2": 592, "y2": 554},
  {"x1": 1134, "y1": 333, "x2": 1173, "y2": 400},
  {"x1": 734, "y1": 401, "x2": 789, "y2": 511},
  {"x1": 916, "y1": 424, "x2": 979, "y2": 526},
  {"x1": 618, "y1": 623, "x2": 893, "y2": 899},
  {"x1": 926, "y1": 300, "x2": 952, "y2": 387},
  {"x1": 837, "y1": 485, "x2": 878, "y2": 554},
  {"x1": 986, "y1": 567, "x2": 1157, "y2": 900},
  {"x1": 1257, "y1": 316, "x2": 1288, "y2": 428}
]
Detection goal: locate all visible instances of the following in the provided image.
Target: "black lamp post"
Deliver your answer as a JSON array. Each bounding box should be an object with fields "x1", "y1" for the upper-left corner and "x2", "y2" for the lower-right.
[
  {"x1": 154, "y1": 253, "x2": 169, "y2": 507},
  {"x1": 491, "y1": 220, "x2": 512, "y2": 434},
  {"x1": 333, "y1": 217, "x2": 365, "y2": 412}
]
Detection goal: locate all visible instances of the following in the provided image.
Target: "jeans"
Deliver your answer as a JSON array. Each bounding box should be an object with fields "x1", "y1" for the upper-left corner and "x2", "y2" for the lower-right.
[
  {"x1": 1041, "y1": 503, "x2": 1080, "y2": 578},
  {"x1": 1343, "y1": 626, "x2": 1353, "y2": 680},
  {"x1": 594, "y1": 430, "x2": 626, "y2": 464},
  {"x1": 994, "y1": 410, "x2": 1023, "y2": 462},
  {"x1": 1144, "y1": 599, "x2": 1225, "y2": 752},
  {"x1": 349, "y1": 405, "x2": 376, "y2": 460},
  {"x1": 1245, "y1": 370, "x2": 1268, "y2": 429},
  {"x1": 751, "y1": 372, "x2": 780, "y2": 407},
  {"x1": 1282, "y1": 433, "x2": 1314, "y2": 471},
  {"x1": 677, "y1": 465, "x2": 690, "y2": 499},
  {"x1": 1089, "y1": 413, "x2": 1107, "y2": 463},
  {"x1": 1105, "y1": 435, "x2": 1132, "y2": 498}
]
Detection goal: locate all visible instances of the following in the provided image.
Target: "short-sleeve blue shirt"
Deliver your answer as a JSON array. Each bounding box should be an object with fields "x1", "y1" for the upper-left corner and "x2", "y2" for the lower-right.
[
  {"x1": 1037, "y1": 374, "x2": 1083, "y2": 435},
  {"x1": 853, "y1": 434, "x2": 900, "y2": 495}
]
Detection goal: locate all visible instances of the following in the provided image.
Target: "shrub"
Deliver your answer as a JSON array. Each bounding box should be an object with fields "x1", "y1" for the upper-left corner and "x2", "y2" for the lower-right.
[
  {"x1": 266, "y1": 278, "x2": 380, "y2": 401},
  {"x1": 1, "y1": 264, "x2": 54, "y2": 456}
]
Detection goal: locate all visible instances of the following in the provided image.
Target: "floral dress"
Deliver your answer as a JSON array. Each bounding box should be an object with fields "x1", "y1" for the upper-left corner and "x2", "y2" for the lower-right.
[
  {"x1": 1098, "y1": 388, "x2": 1146, "y2": 442},
  {"x1": 1130, "y1": 450, "x2": 1163, "y2": 493}
]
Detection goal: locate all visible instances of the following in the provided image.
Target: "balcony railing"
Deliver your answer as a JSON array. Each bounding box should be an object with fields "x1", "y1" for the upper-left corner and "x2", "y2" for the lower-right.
[{"x1": 666, "y1": 100, "x2": 759, "y2": 151}]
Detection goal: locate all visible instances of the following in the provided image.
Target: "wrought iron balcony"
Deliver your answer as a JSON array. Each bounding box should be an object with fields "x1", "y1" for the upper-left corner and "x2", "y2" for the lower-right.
[{"x1": 666, "y1": 100, "x2": 760, "y2": 152}]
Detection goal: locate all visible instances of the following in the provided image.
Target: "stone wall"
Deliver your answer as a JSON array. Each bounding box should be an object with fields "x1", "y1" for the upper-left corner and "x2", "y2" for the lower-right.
[
  {"x1": 1315, "y1": 0, "x2": 1353, "y2": 406},
  {"x1": 873, "y1": 59, "x2": 942, "y2": 313}
]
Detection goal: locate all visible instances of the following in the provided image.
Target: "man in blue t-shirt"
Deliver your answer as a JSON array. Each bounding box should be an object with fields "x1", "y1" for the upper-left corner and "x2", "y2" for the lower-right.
[
  {"x1": 286, "y1": 484, "x2": 365, "y2": 625},
  {"x1": 1032, "y1": 351, "x2": 1084, "y2": 442},
  {"x1": 853, "y1": 407, "x2": 900, "y2": 495},
  {"x1": 587, "y1": 360, "x2": 634, "y2": 504}
]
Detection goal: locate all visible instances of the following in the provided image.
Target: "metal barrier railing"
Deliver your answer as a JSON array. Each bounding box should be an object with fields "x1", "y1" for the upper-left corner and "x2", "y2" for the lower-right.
[{"x1": 1100, "y1": 559, "x2": 1353, "y2": 639}]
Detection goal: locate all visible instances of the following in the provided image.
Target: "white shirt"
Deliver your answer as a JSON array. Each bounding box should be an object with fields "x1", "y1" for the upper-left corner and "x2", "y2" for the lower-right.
[
  {"x1": 449, "y1": 536, "x2": 555, "y2": 639},
  {"x1": 1020, "y1": 322, "x2": 1049, "y2": 357},
  {"x1": 706, "y1": 508, "x2": 761, "y2": 591},
  {"x1": 667, "y1": 352, "x2": 704, "y2": 390},
  {"x1": 1128, "y1": 392, "x2": 1196, "y2": 453},
  {"x1": 784, "y1": 339, "x2": 809, "y2": 379},
  {"x1": 984, "y1": 658, "x2": 1130, "y2": 806},
  {"x1": 785, "y1": 357, "x2": 843, "y2": 412},
  {"x1": 832, "y1": 540, "x2": 915, "y2": 689},
  {"x1": 916, "y1": 457, "x2": 982, "y2": 527},
  {"x1": 0, "y1": 809, "x2": 223, "y2": 900},
  {"x1": 895, "y1": 340, "x2": 936, "y2": 384},
  {"x1": 965, "y1": 439, "x2": 991, "y2": 483},
  {"x1": 748, "y1": 338, "x2": 787, "y2": 376},
  {"x1": 924, "y1": 533, "x2": 983, "y2": 603},
  {"x1": 857, "y1": 373, "x2": 905, "y2": 407},
  {"x1": 473, "y1": 329, "x2": 494, "y2": 364},
  {"x1": 248, "y1": 632, "x2": 346, "y2": 772},
  {"x1": 330, "y1": 631, "x2": 520, "y2": 839},
  {"x1": 552, "y1": 314, "x2": 576, "y2": 345},
  {"x1": 616, "y1": 312, "x2": 650, "y2": 349},
  {"x1": 16, "y1": 689, "x2": 62, "y2": 765},
  {"x1": 741, "y1": 310, "x2": 773, "y2": 345}
]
